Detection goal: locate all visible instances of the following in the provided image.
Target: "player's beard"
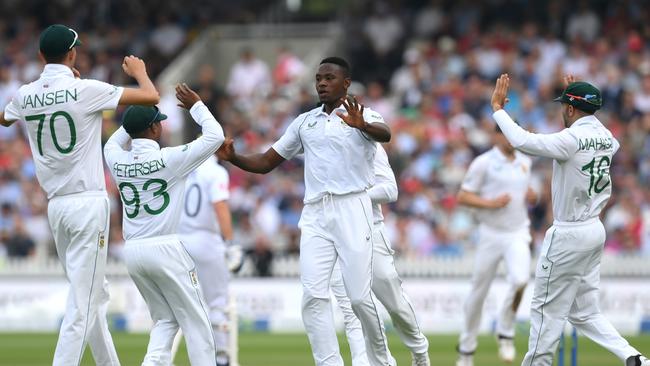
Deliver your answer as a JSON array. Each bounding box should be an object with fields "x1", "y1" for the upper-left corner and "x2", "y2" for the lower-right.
[{"x1": 562, "y1": 108, "x2": 570, "y2": 128}]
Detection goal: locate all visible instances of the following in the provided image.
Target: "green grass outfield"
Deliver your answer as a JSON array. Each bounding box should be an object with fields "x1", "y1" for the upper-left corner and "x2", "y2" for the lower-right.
[{"x1": 0, "y1": 332, "x2": 648, "y2": 365}]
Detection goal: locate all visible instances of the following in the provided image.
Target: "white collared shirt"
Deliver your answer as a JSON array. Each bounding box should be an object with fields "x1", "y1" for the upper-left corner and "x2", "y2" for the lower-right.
[
  {"x1": 178, "y1": 156, "x2": 229, "y2": 236},
  {"x1": 493, "y1": 109, "x2": 619, "y2": 223},
  {"x1": 272, "y1": 104, "x2": 386, "y2": 203},
  {"x1": 461, "y1": 147, "x2": 532, "y2": 231},
  {"x1": 4, "y1": 64, "x2": 124, "y2": 199},
  {"x1": 104, "y1": 102, "x2": 224, "y2": 240}
]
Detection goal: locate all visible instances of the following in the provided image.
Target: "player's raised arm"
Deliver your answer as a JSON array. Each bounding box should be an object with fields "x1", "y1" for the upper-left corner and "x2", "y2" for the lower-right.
[
  {"x1": 103, "y1": 126, "x2": 131, "y2": 162},
  {"x1": 490, "y1": 74, "x2": 578, "y2": 161},
  {"x1": 164, "y1": 83, "x2": 225, "y2": 177},
  {"x1": 217, "y1": 139, "x2": 285, "y2": 174},
  {"x1": 118, "y1": 55, "x2": 160, "y2": 106}
]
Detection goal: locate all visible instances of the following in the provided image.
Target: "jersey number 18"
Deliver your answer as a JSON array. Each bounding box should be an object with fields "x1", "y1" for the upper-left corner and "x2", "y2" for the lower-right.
[{"x1": 581, "y1": 156, "x2": 611, "y2": 197}]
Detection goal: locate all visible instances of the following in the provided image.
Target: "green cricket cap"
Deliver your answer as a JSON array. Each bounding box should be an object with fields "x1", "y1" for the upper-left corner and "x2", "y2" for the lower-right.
[
  {"x1": 122, "y1": 105, "x2": 167, "y2": 135},
  {"x1": 553, "y1": 81, "x2": 602, "y2": 113},
  {"x1": 39, "y1": 24, "x2": 82, "y2": 58}
]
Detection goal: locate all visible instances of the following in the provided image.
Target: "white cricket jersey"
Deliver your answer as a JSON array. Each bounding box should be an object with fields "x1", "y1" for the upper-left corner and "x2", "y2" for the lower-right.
[
  {"x1": 178, "y1": 156, "x2": 229, "y2": 236},
  {"x1": 4, "y1": 64, "x2": 123, "y2": 199},
  {"x1": 367, "y1": 144, "x2": 398, "y2": 224},
  {"x1": 461, "y1": 146, "x2": 532, "y2": 231},
  {"x1": 104, "y1": 101, "x2": 224, "y2": 240},
  {"x1": 272, "y1": 105, "x2": 385, "y2": 203},
  {"x1": 493, "y1": 109, "x2": 619, "y2": 223}
]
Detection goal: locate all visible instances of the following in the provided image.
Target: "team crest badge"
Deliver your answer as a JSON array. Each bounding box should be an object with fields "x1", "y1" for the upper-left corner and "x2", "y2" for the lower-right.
[
  {"x1": 189, "y1": 270, "x2": 199, "y2": 287},
  {"x1": 98, "y1": 233, "x2": 105, "y2": 249}
]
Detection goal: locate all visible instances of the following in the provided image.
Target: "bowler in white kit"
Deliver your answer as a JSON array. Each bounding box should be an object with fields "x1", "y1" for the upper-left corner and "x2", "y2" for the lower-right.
[
  {"x1": 456, "y1": 125, "x2": 537, "y2": 366},
  {"x1": 490, "y1": 74, "x2": 649, "y2": 366},
  {"x1": 0, "y1": 24, "x2": 159, "y2": 366},
  {"x1": 218, "y1": 57, "x2": 394, "y2": 366},
  {"x1": 104, "y1": 84, "x2": 224, "y2": 365},
  {"x1": 330, "y1": 143, "x2": 430, "y2": 366}
]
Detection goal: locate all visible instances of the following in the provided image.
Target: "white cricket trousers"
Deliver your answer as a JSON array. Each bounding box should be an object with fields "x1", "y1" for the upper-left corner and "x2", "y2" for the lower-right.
[
  {"x1": 49, "y1": 191, "x2": 120, "y2": 366},
  {"x1": 181, "y1": 231, "x2": 230, "y2": 360},
  {"x1": 124, "y1": 234, "x2": 216, "y2": 366},
  {"x1": 300, "y1": 191, "x2": 392, "y2": 366},
  {"x1": 459, "y1": 225, "x2": 531, "y2": 354},
  {"x1": 521, "y1": 218, "x2": 641, "y2": 366},
  {"x1": 331, "y1": 222, "x2": 428, "y2": 366}
]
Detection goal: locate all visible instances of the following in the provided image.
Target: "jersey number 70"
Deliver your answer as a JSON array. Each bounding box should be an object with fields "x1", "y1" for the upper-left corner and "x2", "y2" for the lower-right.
[{"x1": 26, "y1": 112, "x2": 76, "y2": 156}]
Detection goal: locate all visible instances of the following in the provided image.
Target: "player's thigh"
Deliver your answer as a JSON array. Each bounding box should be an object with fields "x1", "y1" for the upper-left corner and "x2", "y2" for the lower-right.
[
  {"x1": 568, "y1": 248, "x2": 603, "y2": 322},
  {"x1": 126, "y1": 258, "x2": 176, "y2": 322},
  {"x1": 503, "y1": 232, "x2": 532, "y2": 286},
  {"x1": 300, "y1": 231, "x2": 337, "y2": 299}
]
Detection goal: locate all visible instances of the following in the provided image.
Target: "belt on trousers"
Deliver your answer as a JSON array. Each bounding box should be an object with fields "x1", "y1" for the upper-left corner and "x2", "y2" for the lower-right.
[{"x1": 552, "y1": 216, "x2": 599, "y2": 227}]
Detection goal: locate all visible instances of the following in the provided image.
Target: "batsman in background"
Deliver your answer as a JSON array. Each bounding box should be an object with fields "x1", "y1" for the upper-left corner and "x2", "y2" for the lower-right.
[
  {"x1": 0, "y1": 24, "x2": 159, "y2": 365},
  {"x1": 455, "y1": 124, "x2": 537, "y2": 366},
  {"x1": 171, "y1": 152, "x2": 243, "y2": 366},
  {"x1": 330, "y1": 143, "x2": 430, "y2": 366},
  {"x1": 104, "y1": 84, "x2": 224, "y2": 365},
  {"x1": 490, "y1": 74, "x2": 649, "y2": 366}
]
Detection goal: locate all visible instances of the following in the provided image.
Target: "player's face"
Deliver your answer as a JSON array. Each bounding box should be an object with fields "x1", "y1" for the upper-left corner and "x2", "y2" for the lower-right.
[{"x1": 315, "y1": 64, "x2": 350, "y2": 104}]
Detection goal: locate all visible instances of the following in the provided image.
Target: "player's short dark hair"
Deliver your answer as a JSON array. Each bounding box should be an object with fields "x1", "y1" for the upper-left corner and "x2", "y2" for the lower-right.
[
  {"x1": 43, "y1": 52, "x2": 67, "y2": 64},
  {"x1": 320, "y1": 57, "x2": 351, "y2": 78}
]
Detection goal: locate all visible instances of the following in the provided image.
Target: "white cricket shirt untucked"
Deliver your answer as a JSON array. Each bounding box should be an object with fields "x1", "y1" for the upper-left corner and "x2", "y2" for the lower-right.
[{"x1": 4, "y1": 64, "x2": 124, "y2": 198}]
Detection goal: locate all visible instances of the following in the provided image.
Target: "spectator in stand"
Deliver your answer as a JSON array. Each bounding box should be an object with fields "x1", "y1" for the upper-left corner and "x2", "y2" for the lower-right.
[{"x1": 226, "y1": 47, "x2": 271, "y2": 109}]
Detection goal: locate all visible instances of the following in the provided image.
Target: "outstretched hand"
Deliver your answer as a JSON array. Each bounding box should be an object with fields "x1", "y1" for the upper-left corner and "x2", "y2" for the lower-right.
[
  {"x1": 217, "y1": 138, "x2": 236, "y2": 162},
  {"x1": 175, "y1": 83, "x2": 201, "y2": 109},
  {"x1": 563, "y1": 74, "x2": 576, "y2": 87},
  {"x1": 491, "y1": 73, "x2": 510, "y2": 112},
  {"x1": 336, "y1": 95, "x2": 367, "y2": 130}
]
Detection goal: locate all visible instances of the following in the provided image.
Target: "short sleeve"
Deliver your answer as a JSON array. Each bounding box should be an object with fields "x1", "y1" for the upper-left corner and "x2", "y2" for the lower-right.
[
  {"x1": 209, "y1": 166, "x2": 230, "y2": 203},
  {"x1": 460, "y1": 156, "x2": 487, "y2": 193},
  {"x1": 81, "y1": 79, "x2": 124, "y2": 113},
  {"x1": 363, "y1": 108, "x2": 387, "y2": 125},
  {"x1": 272, "y1": 113, "x2": 307, "y2": 160},
  {"x1": 4, "y1": 94, "x2": 21, "y2": 121}
]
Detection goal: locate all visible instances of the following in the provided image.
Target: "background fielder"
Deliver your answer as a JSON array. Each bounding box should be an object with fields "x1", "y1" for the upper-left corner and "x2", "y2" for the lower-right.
[
  {"x1": 0, "y1": 24, "x2": 159, "y2": 366},
  {"x1": 456, "y1": 125, "x2": 536, "y2": 366},
  {"x1": 330, "y1": 143, "x2": 430, "y2": 366},
  {"x1": 490, "y1": 74, "x2": 649, "y2": 366},
  {"x1": 174, "y1": 154, "x2": 244, "y2": 366},
  {"x1": 104, "y1": 84, "x2": 224, "y2": 365}
]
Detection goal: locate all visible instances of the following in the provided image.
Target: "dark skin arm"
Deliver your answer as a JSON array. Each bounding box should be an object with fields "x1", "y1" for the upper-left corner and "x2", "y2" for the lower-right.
[
  {"x1": 217, "y1": 138, "x2": 285, "y2": 174},
  {"x1": 337, "y1": 96, "x2": 391, "y2": 143}
]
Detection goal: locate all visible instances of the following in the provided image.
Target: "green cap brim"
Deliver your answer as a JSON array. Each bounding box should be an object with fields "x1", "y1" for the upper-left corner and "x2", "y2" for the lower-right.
[{"x1": 156, "y1": 113, "x2": 167, "y2": 121}]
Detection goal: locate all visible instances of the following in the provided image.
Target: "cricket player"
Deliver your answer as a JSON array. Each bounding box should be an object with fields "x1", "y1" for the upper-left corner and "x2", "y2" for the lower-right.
[
  {"x1": 104, "y1": 84, "x2": 224, "y2": 365},
  {"x1": 330, "y1": 143, "x2": 430, "y2": 366},
  {"x1": 490, "y1": 74, "x2": 649, "y2": 366},
  {"x1": 218, "y1": 57, "x2": 394, "y2": 366},
  {"x1": 455, "y1": 125, "x2": 537, "y2": 366},
  {"x1": 0, "y1": 24, "x2": 159, "y2": 366},
  {"x1": 172, "y1": 154, "x2": 244, "y2": 366}
]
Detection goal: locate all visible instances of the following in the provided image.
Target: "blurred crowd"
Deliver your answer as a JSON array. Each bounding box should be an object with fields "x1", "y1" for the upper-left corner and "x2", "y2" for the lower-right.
[{"x1": 1, "y1": 0, "x2": 650, "y2": 275}]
